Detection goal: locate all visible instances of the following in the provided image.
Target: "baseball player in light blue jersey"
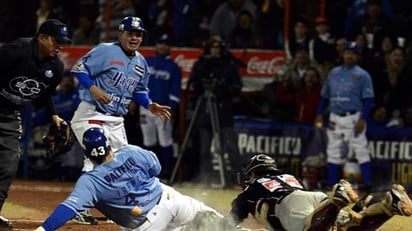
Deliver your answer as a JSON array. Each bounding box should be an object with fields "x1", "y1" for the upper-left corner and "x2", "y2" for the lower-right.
[
  {"x1": 69, "y1": 16, "x2": 172, "y2": 224},
  {"x1": 140, "y1": 34, "x2": 181, "y2": 178},
  {"x1": 35, "y1": 127, "x2": 222, "y2": 231},
  {"x1": 315, "y1": 41, "x2": 374, "y2": 192}
]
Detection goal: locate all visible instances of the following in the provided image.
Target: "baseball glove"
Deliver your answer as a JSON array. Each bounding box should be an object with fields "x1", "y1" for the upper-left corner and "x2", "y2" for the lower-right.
[{"x1": 43, "y1": 120, "x2": 75, "y2": 156}]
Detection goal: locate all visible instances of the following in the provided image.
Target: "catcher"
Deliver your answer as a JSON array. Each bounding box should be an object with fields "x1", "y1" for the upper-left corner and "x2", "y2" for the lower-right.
[{"x1": 221, "y1": 154, "x2": 412, "y2": 231}]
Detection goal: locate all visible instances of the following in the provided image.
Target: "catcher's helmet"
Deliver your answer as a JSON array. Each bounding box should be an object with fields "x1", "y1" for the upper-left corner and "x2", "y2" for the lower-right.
[
  {"x1": 82, "y1": 127, "x2": 110, "y2": 164},
  {"x1": 238, "y1": 154, "x2": 281, "y2": 189},
  {"x1": 118, "y1": 16, "x2": 146, "y2": 32},
  {"x1": 244, "y1": 154, "x2": 281, "y2": 176}
]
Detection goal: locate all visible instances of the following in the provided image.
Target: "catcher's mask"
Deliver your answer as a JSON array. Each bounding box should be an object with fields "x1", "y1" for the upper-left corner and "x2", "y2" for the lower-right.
[
  {"x1": 237, "y1": 154, "x2": 281, "y2": 189},
  {"x1": 82, "y1": 127, "x2": 110, "y2": 164}
]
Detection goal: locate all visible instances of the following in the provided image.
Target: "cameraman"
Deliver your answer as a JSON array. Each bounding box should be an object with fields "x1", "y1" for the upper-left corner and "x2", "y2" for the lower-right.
[{"x1": 187, "y1": 36, "x2": 243, "y2": 186}]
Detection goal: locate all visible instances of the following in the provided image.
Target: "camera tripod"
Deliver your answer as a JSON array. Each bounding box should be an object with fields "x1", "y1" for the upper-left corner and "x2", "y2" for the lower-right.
[{"x1": 169, "y1": 88, "x2": 228, "y2": 188}]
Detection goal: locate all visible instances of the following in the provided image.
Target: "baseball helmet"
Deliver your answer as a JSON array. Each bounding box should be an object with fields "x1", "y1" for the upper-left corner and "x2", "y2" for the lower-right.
[
  {"x1": 244, "y1": 154, "x2": 281, "y2": 176},
  {"x1": 118, "y1": 16, "x2": 146, "y2": 32},
  {"x1": 82, "y1": 127, "x2": 110, "y2": 164},
  {"x1": 238, "y1": 154, "x2": 281, "y2": 189}
]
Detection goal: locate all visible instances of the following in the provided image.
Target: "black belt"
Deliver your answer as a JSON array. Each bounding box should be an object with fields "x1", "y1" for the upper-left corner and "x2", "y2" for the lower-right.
[
  {"x1": 95, "y1": 107, "x2": 122, "y2": 117},
  {"x1": 335, "y1": 110, "x2": 357, "y2": 117}
]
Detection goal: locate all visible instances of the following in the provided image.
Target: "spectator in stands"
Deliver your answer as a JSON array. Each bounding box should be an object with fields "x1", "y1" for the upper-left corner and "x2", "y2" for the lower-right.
[
  {"x1": 261, "y1": 65, "x2": 296, "y2": 122},
  {"x1": 308, "y1": 17, "x2": 336, "y2": 73},
  {"x1": 229, "y1": 9, "x2": 259, "y2": 49},
  {"x1": 402, "y1": 105, "x2": 412, "y2": 128},
  {"x1": 255, "y1": 0, "x2": 285, "y2": 49},
  {"x1": 209, "y1": 0, "x2": 257, "y2": 42},
  {"x1": 34, "y1": 0, "x2": 73, "y2": 35},
  {"x1": 171, "y1": 0, "x2": 200, "y2": 47},
  {"x1": 346, "y1": 0, "x2": 395, "y2": 52},
  {"x1": 294, "y1": 67, "x2": 322, "y2": 124},
  {"x1": 285, "y1": 18, "x2": 312, "y2": 61},
  {"x1": 367, "y1": 105, "x2": 388, "y2": 129},
  {"x1": 373, "y1": 46, "x2": 409, "y2": 125},
  {"x1": 367, "y1": 34, "x2": 397, "y2": 78},
  {"x1": 147, "y1": 0, "x2": 173, "y2": 45},
  {"x1": 97, "y1": 0, "x2": 136, "y2": 42},
  {"x1": 334, "y1": 37, "x2": 348, "y2": 65},
  {"x1": 288, "y1": 45, "x2": 324, "y2": 89},
  {"x1": 71, "y1": 15, "x2": 100, "y2": 45}
]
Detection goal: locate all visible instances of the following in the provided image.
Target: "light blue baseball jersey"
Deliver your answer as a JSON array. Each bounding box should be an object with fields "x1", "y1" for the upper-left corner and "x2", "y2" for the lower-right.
[
  {"x1": 71, "y1": 42, "x2": 150, "y2": 115},
  {"x1": 62, "y1": 145, "x2": 162, "y2": 228},
  {"x1": 321, "y1": 65, "x2": 374, "y2": 114}
]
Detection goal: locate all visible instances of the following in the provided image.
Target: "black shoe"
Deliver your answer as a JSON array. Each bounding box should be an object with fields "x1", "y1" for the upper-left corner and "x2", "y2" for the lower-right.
[
  {"x1": 72, "y1": 210, "x2": 98, "y2": 225},
  {"x1": 0, "y1": 216, "x2": 12, "y2": 230}
]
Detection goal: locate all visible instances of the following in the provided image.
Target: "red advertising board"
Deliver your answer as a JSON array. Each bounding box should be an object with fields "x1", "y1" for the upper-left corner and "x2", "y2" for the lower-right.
[{"x1": 61, "y1": 46, "x2": 286, "y2": 92}]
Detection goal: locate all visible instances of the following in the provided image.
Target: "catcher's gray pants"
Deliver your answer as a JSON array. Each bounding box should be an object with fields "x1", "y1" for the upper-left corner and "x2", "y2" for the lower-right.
[
  {"x1": 275, "y1": 190, "x2": 328, "y2": 231},
  {"x1": 0, "y1": 108, "x2": 22, "y2": 211}
]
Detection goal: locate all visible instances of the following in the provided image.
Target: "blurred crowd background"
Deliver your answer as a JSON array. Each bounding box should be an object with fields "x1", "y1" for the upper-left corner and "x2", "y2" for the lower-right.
[{"x1": 3, "y1": 0, "x2": 412, "y2": 181}]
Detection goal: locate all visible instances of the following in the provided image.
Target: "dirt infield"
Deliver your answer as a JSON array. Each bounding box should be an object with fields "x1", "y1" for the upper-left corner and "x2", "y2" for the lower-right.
[{"x1": 3, "y1": 180, "x2": 412, "y2": 230}]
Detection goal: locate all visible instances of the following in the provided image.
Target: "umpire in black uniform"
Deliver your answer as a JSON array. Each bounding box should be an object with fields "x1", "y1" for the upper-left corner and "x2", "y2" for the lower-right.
[{"x1": 0, "y1": 19, "x2": 71, "y2": 229}]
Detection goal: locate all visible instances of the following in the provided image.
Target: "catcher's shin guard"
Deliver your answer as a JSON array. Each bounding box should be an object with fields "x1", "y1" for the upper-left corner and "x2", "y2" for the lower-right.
[
  {"x1": 338, "y1": 184, "x2": 412, "y2": 231},
  {"x1": 304, "y1": 180, "x2": 358, "y2": 231}
]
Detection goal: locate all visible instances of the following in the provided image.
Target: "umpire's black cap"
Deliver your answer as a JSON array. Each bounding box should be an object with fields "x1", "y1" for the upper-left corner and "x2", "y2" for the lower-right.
[{"x1": 38, "y1": 19, "x2": 72, "y2": 44}]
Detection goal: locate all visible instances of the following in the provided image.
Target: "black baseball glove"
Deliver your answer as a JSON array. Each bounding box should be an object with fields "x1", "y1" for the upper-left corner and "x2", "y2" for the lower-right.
[{"x1": 43, "y1": 120, "x2": 75, "y2": 156}]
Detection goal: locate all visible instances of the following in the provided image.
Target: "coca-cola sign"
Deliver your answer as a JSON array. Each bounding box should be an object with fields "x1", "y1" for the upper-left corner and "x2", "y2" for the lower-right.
[
  {"x1": 246, "y1": 56, "x2": 285, "y2": 75},
  {"x1": 62, "y1": 46, "x2": 286, "y2": 79}
]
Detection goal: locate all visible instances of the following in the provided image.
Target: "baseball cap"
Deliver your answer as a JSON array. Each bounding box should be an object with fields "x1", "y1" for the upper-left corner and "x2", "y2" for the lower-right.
[
  {"x1": 38, "y1": 19, "x2": 71, "y2": 44},
  {"x1": 345, "y1": 41, "x2": 362, "y2": 55},
  {"x1": 314, "y1": 16, "x2": 328, "y2": 25},
  {"x1": 118, "y1": 16, "x2": 147, "y2": 32},
  {"x1": 156, "y1": 34, "x2": 170, "y2": 44}
]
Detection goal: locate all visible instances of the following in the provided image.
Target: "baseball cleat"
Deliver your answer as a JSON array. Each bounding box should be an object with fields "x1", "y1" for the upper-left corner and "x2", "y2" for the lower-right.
[
  {"x1": 72, "y1": 210, "x2": 98, "y2": 225},
  {"x1": 387, "y1": 184, "x2": 412, "y2": 216},
  {"x1": 332, "y1": 179, "x2": 359, "y2": 204},
  {"x1": 0, "y1": 216, "x2": 12, "y2": 230}
]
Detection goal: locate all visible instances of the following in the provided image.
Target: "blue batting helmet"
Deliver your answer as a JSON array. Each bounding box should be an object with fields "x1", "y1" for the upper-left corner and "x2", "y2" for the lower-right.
[
  {"x1": 118, "y1": 16, "x2": 146, "y2": 32},
  {"x1": 82, "y1": 127, "x2": 110, "y2": 164}
]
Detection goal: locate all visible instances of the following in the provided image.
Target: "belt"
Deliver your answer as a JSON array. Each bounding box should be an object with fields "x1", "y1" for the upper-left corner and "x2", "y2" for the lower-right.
[
  {"x1": 132, "y1": 192, "x2": 163, "y2": 229},
  {"x1": 95, "y1": 107, "x2": 122, "y2": 117},
  {"x1": 335, "y1": 110, "x2": 358, "y2": 117}
]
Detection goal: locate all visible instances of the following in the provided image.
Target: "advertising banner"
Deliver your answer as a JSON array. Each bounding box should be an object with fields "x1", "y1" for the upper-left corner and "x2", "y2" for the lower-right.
[
  {"x1": 234, "y1": 118, "x2": 412, "y2": 192},
  {"x1": 61, "y1": 46, "x2": 286, "y2": 92}
]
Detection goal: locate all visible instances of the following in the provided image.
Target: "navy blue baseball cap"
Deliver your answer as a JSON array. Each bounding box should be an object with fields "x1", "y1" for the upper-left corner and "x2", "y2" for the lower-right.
[
  {"x1": 38, "y1": 19, "x2": 71, "y2": 44},
  {"x1": 118, "y1": 16, "x2": 147, "y2": 32},
  {"x1": 156, "y1": 34, "x2": 170, "y2": 44},
  {"x1": 345, "y1": 41, "x2": 362, "y2": 55}
]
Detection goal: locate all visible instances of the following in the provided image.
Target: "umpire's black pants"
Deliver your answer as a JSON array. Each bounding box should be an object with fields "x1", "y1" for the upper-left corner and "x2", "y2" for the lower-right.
[{"x1": 0, "y1": 108, "x2": 21, "y2": 211}]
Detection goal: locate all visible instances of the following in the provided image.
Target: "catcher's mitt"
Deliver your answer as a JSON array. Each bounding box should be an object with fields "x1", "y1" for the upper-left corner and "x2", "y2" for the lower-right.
[{"x1": 43, "y1": 120, "x2": 75, "y2": 156}]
